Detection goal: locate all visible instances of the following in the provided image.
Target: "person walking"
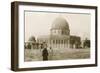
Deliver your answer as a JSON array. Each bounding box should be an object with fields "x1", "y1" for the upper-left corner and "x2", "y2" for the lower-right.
[
  {"x1": 42, "y1": 42, "x2": 48, "y2": 61},
  {"x1": 42, "y1": 48, "x2": 48, "y2": 61}
]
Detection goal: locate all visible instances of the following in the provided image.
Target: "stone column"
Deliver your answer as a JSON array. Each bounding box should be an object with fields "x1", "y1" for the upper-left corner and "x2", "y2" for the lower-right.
[{"x1": 68, "y1": 40, "x2": 70, "y2": 48}]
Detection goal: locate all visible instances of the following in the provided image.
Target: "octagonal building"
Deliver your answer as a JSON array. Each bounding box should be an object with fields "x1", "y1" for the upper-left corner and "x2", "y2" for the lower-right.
[{"x1": 37, "y1": 17, "x2": 72, "y2": 49}]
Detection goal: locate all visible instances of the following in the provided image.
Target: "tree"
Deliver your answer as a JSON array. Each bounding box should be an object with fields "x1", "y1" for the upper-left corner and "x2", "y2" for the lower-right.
[{"x1": 83, "y1": 38, "x2": 90, "y2": 48}]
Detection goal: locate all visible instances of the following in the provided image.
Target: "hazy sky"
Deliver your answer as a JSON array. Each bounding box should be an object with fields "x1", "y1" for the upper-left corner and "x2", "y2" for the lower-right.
[{"x1": 25, "y1": 11, "x2": 91, "y2": 41}]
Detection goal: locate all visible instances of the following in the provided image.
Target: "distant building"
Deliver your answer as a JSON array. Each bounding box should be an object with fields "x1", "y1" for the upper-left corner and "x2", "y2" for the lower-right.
[
  {"x1": 25, "y1": 17, "x2": 81, "y2": 49},
  {"x1": 25, "y1": 36, "x2": 43, "y2": 49}
]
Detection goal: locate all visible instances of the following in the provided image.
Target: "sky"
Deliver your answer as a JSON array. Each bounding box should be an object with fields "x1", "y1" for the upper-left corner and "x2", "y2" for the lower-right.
[{"x1": 25, "y1": 11, "x2": 91, "y2": 41}]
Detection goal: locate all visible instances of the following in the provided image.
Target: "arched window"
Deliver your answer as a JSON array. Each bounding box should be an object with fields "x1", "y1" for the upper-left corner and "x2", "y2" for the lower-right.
[
  {"x1": 55, "y1": 40, "x2": 56, "y2": 44},
  {"x1": 53, "y1": 40, "x2": 55, "y2": 44},
  {"x1": 61, "y1": 40, "x2": 63, "y2": 44}
]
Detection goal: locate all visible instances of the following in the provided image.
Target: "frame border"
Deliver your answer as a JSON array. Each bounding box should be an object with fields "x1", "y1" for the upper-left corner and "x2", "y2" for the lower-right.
[{"x1": 11, "y1": 1, "x2": 98, "y2": 71}]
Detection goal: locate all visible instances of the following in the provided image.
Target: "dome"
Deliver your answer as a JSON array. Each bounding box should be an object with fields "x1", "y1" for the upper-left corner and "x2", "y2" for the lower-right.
[
  {"x1": 28, "y1": 36, "x2": 36, "y2": 42},
  {"x1": 51, "y1": 17, "x2": 69, "y2": 30}
]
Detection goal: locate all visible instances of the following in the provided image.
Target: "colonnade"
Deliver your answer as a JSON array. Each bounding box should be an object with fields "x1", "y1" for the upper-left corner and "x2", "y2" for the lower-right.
[{"x1": 49, "y1": 39, "x2": 70, "y2": 49}]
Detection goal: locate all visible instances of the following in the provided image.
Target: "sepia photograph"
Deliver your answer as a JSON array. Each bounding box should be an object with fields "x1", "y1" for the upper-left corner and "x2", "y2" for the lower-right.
[
  {"x1": 11, "y1": 2, "x2": 97, "y2": 71},
  {"x1": 24, "y1": 11, "x2": 91, "y2": 62}
]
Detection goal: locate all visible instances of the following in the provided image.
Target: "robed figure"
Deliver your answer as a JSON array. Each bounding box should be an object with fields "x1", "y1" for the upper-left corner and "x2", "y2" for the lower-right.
[
  {"x1": 42, "y1": 42, "x2": 48, "y2": 61},
  {"x1": 42, "y1": 48, "x2": 48, "y2": 61}
]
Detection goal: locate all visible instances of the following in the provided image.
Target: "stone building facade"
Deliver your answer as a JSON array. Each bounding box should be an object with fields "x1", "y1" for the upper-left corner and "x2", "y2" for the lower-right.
[{"x1": 25, "y1": 17, "x2": 81, "y2": 49}]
